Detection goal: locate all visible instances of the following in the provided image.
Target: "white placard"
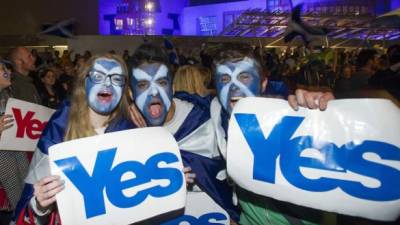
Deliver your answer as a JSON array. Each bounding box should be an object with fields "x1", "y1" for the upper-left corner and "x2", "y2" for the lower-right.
[
  {"x1": 227, "y1": 97, "x2": 400, "y2": 221},
  {"x1": 0, "y1": 98, "x2": 55, "y2": 151},
  {"x1": 49, "y1": 127, "x2": 186, "y2": 225},
  {"x1": 161, "y1": 191, "x2": 229, "y2": 225}
]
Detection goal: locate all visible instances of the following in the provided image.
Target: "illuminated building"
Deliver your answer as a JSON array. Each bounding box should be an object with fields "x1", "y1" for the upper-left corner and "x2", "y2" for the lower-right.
[{"x1": 99, "y1": 0, "x2": 397, "y2": 38}]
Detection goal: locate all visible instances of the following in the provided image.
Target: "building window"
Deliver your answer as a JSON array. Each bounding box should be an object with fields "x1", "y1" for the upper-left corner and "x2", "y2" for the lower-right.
[
  {"x1": 223, "y1": 10, "x2": 243, "y2": 28},
  {"x1": 267, "y1": 0, "x2": 279, "y2": 12},
  {"x1": 114, "y1": 18, "x2": 124, "y2": 30},
  {"x1": 197, "y1": 16, "x2": 217, "y2": 36},
  {"x1": 224, "y1": 14, "x2": 234, "y2": 28},
  {"x1": 190, "y1": 0, "x2": 245, "y2": 6},
  {"x1": 127, "y1": 17, "x2": 134, "y2": 26}
]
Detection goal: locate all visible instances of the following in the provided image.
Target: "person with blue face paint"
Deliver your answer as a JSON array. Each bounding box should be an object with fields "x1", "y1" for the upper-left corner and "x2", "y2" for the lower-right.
[
  {"x1": 215, "y1": 56, "x2": 262, "y2": 115},
  {"x1": 129, "y1": 43, "x2": 240, "y2": 224},
  {"x1": 86, "y1": 57, "x2": 126, "y2": 115},
  {"x1": 15, "y1": 54, "x2": 135, "y2": 225},
  {"x1": 131, "y1": 62, "x2": 173, "y2": 126},
  {"x1": 211, "y1": 44, "x2": 334, "y2": 158},
  {"x1": 209, "y1": 42, "x2": 335, "y2": 225},
  {"x1": 211, "y1": 43, "x2": 334, "y2": 225}
]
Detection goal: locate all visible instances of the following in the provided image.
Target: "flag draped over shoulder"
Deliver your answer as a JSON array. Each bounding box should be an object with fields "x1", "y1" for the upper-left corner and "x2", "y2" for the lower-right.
[{"x1": 172, "y1": 92, "x2": 239, "y2": 222}]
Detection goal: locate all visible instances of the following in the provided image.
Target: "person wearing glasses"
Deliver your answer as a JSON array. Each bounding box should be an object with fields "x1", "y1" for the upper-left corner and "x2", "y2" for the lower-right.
[{"x1": 14, "y1": 54, "x2": 135, "y2": 225}]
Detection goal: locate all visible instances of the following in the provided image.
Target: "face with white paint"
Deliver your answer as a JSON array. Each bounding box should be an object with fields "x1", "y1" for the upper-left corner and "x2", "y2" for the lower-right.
[
  {"x1": 130, "y1": 62, "x2": 173, "y2": 126},
  {"x1": 216, "y1": 57, "x2": 261, "y2": 115},
  {"x1": 85, "y1": 58, "x2": 126, "y2": 115}
]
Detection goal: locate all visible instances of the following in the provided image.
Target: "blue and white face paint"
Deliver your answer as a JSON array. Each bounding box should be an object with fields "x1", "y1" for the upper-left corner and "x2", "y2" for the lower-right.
[
  {"x1": 215, "y1": 57, "x2": 261, "y2": 115},
  {"x1": 85, "y1": 58, "x2": 125, "y2": 115},
  {"x1": 131, "y1": 63, "x2": 173, "y2": 126}
]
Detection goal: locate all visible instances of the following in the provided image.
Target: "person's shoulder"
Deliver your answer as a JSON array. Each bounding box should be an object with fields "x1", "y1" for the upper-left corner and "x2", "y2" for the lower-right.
[
  {"x1": 11, "y1": 72, "x2": 23, "y2": 83},
  {"x1": 174, "y1": 91, "x2": 211, "y2": 110}
]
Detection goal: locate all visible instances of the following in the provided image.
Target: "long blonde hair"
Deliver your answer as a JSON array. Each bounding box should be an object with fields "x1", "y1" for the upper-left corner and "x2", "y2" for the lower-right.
[
  {"x1": 173, "y1": 65, "x2": 209, "y2": 97},
  {"x1": 64, "y1": 54, "x2": 130, "y2": 141}
]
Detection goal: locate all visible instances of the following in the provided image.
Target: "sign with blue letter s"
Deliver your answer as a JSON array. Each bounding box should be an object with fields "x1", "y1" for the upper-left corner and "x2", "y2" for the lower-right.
[
  {"x1": 227, "y1": 97, "x2": 400, "y2": 221},
  {"x1": 48, "y1": 127, "x2": 186, "y2": 225},
  {"x1": 161, "y1": 192, "x2": 229, "y2": 225}
]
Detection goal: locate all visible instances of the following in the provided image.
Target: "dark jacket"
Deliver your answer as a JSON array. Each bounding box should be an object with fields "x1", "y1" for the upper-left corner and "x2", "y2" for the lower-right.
[{"x1": 11, "y1": 72, "x2": 41, "y2": 104}]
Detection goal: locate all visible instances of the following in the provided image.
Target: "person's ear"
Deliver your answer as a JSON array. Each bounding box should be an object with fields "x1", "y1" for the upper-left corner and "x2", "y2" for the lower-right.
[
  {"x1": 261, "y1": 77, "x2": 268, "y2": 93},
  {"x1": 15, "y1": 58, "x2": 23, "y2": 67}
]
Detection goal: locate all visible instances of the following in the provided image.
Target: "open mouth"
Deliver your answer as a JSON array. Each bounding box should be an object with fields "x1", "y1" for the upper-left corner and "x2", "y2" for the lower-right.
[
  {"x1": 230, "y1": 96, "x2": 243, "y2": 109},
  {"x1": 97, "y1": 90, "x2": 113, "y2": 103},
  {"x1": 147, "y1": 100, "x2": 164, "y2": 118}
]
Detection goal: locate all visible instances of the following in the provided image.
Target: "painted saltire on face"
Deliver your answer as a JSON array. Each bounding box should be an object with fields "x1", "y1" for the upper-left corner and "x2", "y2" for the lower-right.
[
  {"x1": 131, "y1": 63, "x2": 173, "y2": 126},
  {"x1": 215, "y1": 57, "x2": 261, "y2": 115},
  {"x1": 86, "y1": 58, "x2": 125, "y2": 114}
]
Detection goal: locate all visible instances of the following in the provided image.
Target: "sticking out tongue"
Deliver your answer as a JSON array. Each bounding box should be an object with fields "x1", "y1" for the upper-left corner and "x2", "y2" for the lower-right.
[{"x1": 149, "y1": 103, "x2": 162, "y2": 118}]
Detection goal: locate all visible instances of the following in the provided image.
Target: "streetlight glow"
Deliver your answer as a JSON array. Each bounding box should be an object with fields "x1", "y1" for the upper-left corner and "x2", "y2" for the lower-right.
[
  {"x1": 145, "y1": 2, "x2": 154, "y2": 11},
  {"x1": 145, "y1": 18, "x2": 153, "y2": 26}
]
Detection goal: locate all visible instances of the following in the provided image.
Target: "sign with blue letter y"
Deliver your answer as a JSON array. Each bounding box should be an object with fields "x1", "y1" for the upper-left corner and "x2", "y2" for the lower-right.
[
  {"x1": 227, "y1": 97, "x2": 400, "y2": 221},
  {"x1": 48, "y1": 127, "x2": 186, "y2": 225}
]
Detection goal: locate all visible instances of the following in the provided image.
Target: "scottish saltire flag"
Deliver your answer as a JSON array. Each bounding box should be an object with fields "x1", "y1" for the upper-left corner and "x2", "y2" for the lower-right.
[
  {"x1": 39, "y1": 18, "x2": 75, "y2": 38},
  {"x1": 166, "y1": 92, "x2": 239, "y2": 222}
]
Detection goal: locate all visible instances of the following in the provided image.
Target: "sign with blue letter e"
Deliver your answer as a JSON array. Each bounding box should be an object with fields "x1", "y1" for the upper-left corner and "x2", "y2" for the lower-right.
[
  {"x1": 161, "y1": 192, "x2": 229, "y2": 225},
  {"x1": 227, "y1": 97, "x2": 400, "y2": 222},
  {"x1": 48, "y1": 127, "x2": 186, "y2": 225}
]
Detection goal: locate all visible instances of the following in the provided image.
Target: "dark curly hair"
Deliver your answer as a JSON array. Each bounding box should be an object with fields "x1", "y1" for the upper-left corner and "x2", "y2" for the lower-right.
[
  {"x1": 209, "y1": 42, "x2": 255, "y2": 64},
  {"x1": 132, "y1": 43, "x2": 169, "y2": 67},
  {"x1": 208, "y1": 42, "x2": 265, "y2": 79}
]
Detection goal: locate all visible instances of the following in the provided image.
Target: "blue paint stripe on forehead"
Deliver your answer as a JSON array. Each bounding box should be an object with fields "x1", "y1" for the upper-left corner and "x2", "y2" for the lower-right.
[
  {"x1": 138, "y1": 63, "x2": 167, "y2": 77},
  {"x1": 94, "y1": 58, "x2": 121, "y2": 71},
  {"x1": 144, "y1": 65, "x2": 159, "y2": 75},
  {"x1": 216, "y1": 58, "x2": 259, "y2": 77},
  {"x1": 225, "y1": 63, "x2": 237, "y2": 72}
]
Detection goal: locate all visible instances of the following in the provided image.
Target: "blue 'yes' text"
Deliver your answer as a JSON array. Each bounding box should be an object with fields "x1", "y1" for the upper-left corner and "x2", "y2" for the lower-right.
[
  {"x1": 235, "y1": 114, "x2": 400, "y2": 201},
  {"x1": 161, "y1": 212, "x2": 228, "y2": 225},
  {"x1": 54, "y1": 149, "x2": 183, "y2": 218}
]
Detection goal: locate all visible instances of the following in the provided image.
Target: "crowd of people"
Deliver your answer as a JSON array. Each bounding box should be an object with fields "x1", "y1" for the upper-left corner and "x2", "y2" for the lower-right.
[{"x1": 0, "y1": 39, "x2": 398, "y2": 225}]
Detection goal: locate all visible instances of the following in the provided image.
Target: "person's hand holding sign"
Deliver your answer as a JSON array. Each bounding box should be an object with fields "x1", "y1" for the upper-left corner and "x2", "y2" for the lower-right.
[
  {"x1": 34, "y1": 175, "x2": 65, "y2": 212},
  {"x1": 183, "y1": 167, "x2": 196, "y2": 184},
  {"x1": 288, "y1": 89, "x2": 335, "y2": 111},
  {"x1": 0, "y1": 114, "x2": 14, "y2": 134}
]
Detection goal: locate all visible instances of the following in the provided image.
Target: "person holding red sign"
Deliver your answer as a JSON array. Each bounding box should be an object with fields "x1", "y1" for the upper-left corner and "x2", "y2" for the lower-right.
[
  {"x1": 0, "y1": 59, "x2": 32, "y2": 225},
  {"x1": 14, "y1": 54, "x2": 136, "y2": 225}
]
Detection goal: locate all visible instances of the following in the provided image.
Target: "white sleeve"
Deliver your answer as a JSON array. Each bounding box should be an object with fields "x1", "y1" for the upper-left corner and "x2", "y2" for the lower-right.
[
  {"x1": 29, "y1": 197, "x2": 51, "y2": 217},
  {"x1": 25, "y1": 148, "x2": 51, "y2": 185},
  {"x1": 25, "y1": 148, "x2": 53, "y2": 224}
]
